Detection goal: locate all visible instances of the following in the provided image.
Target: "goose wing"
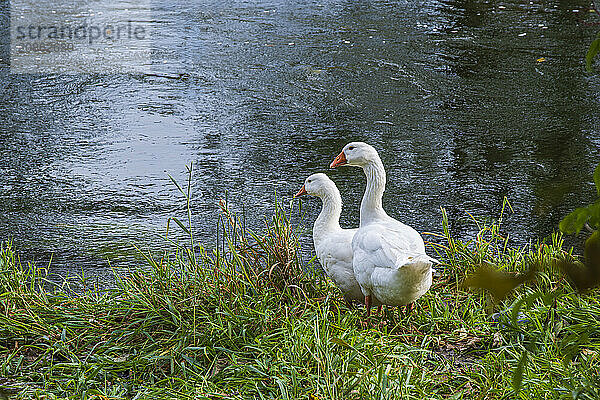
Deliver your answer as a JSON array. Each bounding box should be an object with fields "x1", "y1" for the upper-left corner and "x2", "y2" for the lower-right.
[{"x1": 353, "y1": 223, "x2": 435, "y2": 270}]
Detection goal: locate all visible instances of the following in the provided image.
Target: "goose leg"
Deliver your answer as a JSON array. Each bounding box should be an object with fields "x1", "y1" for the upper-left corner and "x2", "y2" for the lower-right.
[
  {"x1": 398, "y1": 303, "x2": 414, "y2": 319},
  {"x1": 365, "y1": 295, "x2": 372, "y2": 318}
]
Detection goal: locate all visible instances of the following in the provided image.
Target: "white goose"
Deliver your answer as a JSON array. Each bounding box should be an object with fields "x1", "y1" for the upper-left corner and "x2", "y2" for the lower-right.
[
  {"x1": 294, "y1": 173, "x2": 381, "y2": 306},
  {"x1": 330, "y1": 142, "x2": 436, "y2": 315}
]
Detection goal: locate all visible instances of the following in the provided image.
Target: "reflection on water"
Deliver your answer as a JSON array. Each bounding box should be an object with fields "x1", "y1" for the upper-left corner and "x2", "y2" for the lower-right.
[{"x1": 0, "y1": 0, "x2": 599, "y2": 278}]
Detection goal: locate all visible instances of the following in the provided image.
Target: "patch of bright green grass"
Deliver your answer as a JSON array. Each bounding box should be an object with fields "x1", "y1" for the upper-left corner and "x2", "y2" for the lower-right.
[{"x1": 1, "y1": 198, "x2": 599, "y2": 399}]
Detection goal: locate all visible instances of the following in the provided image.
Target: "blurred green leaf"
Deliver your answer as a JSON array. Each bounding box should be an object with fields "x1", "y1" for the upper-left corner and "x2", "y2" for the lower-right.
[
  {"x1": 0, "y1": 382, "x2": 20, "y2": 400},
  {"x1": 588, "y1": 201, "x2": 600, "y2": 229},
  {"x1": 463, "y1": 263, "x2": 536, "y2": 302},
  {"x1": 559, "y1": 332, "x2": 589, "y2": 364},
  {"x1": 510, "y1": 291, "x2": 545, "y2": 327},
  {"x1": 557, "y1": 230, "x2": 600, "y2": 293},
  {"x1": 586, "y1": 33, "x2": 600, "y2": 73},
  {"x1": 512, "y1": 351, "x2": 528, "y2": 393},
  {"x1": 559, "y1": 207, "x2": 591, "y2": 235}
]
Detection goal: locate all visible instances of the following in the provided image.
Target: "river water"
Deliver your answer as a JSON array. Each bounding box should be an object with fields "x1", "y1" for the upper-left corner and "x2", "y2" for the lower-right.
[{"x1": 0, "y1": 0, "x2": 599, "y2": 278}]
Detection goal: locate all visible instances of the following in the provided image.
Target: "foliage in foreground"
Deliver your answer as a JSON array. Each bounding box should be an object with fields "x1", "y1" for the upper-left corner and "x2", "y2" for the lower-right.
[{"x1": 1, "y1": 200, "x2": 600, "y2": 399}]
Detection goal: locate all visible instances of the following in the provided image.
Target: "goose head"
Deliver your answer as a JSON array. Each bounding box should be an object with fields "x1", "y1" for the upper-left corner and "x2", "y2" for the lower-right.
[
  {"x1": 330, "y1": 142, "x2": 379, "y2": 168},
  {"x1": 294, "y1": 173, "x2": 337, "y2": 198}
]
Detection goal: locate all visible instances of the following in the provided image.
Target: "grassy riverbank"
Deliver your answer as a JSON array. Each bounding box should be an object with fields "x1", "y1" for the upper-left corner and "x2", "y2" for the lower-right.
[{"x1": 1, "y1": 202, "x2": 600, "y2": 399}]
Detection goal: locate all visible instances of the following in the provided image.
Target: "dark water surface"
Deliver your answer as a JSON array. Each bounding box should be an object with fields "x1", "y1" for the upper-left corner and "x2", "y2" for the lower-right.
[{"x1": 1, "y1": 0, "x2": 599, "y2": 278}]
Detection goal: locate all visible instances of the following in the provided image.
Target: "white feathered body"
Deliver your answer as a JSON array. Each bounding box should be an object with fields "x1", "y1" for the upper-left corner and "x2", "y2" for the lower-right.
[
  {"x1": 336, "y1": 143, "x2": 437, "y2": 308},
  {"x1": 313, "y1": 226, "x2": 366, "y2": 303},
  {"x1": 352, "y1": 217, "x2": 434, "y2": 306},
  {"x1": 304, "y1": 173, "x2": 381, "y2": 305}
]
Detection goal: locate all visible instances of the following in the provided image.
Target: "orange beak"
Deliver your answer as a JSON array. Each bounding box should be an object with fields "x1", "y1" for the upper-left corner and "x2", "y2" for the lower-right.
[
  {"x1": 294, "y1": 185, "x2": 308, "y2": 198},
  {"x1": 330, "y1": 151, "x2": 347, "y2": 168}
]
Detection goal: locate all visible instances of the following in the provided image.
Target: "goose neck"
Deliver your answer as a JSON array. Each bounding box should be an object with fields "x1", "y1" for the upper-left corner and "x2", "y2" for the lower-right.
[
  {"x1": 313, "y1": 191, "x2": 342, "y2": 237},
  {"x1": 360, "y1": 158, "x2": 387, "y2": 224}
]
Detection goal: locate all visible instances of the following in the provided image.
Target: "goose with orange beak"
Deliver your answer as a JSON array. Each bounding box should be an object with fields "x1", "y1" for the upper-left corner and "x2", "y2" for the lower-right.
[
  {"x1": 330, "y1": 142, "x2": 437, "y2": 318},
  {"x1": 294, "y1": 173, "x2": 381, "y2": 306},
  {"x1": 330, "y1": 150, "x2": 347, "y2": 168}
]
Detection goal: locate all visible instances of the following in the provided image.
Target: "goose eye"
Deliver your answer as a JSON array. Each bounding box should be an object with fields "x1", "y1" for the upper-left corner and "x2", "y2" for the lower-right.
[{"x1": 348, "y1": 146, "x2": 355, "y2": 150}]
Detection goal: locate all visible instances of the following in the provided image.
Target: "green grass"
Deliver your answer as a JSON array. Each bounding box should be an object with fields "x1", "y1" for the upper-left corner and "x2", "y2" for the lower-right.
[{"x1": 1, "y1": 198, "x2": 600, "y2": 399}]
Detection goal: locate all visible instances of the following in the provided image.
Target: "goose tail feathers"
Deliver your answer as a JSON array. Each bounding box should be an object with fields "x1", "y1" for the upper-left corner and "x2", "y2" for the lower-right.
[{"x1": 401, "y1": 254, "x2": 437, "y2": 274}]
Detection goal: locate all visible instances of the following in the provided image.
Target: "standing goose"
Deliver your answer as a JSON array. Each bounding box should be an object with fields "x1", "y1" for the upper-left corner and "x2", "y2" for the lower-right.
[
  {"x1": 330, "y1": 142, "x2": 436, "y2": 315},
  {"x1": 294, "y1": 173, "x2": 381, "y2": 306}
]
